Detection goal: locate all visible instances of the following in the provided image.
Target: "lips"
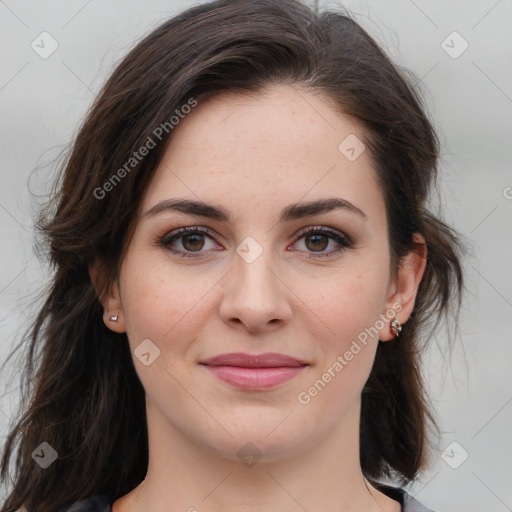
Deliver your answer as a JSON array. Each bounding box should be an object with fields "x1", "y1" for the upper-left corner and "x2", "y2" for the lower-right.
[
  {"x1": 200, "y1": 352, "x2": 308, "y2": 368},
  {"x1": 199, "y1": 352, "x2": 309, "y2": 390}
]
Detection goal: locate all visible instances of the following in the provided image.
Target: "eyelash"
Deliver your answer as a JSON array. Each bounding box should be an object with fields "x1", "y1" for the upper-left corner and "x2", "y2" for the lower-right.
[{"x1": 158, "y1": 225, "x2": 353, "y2": 259}]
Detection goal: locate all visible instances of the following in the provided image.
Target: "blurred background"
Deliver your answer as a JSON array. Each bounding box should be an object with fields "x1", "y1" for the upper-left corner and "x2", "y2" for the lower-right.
[{"x1": 0, "y1": 1, "x2": 511, "y2": 510}]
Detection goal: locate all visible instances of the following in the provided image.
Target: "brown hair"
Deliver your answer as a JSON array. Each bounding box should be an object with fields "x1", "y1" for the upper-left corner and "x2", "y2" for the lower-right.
[{"x1": 1, "y1": 1, "x2": 464, "y2": 510}]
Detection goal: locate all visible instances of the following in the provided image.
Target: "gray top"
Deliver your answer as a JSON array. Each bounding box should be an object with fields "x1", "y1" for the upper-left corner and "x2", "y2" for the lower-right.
[
  {"x1": 62, "y1": 485, "x2": 437, "y2": 512},
  {"x1": 379, "y1": 484, "x2": 438, "y2": 512}
]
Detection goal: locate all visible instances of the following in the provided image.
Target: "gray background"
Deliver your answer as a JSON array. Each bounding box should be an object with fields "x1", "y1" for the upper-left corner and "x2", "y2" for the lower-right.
[{"x1": 1, "y1": 0, "x2": 511, "y2": 511}]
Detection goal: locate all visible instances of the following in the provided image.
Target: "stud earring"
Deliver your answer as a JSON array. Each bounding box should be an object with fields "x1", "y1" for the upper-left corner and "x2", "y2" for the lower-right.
[
  {"x1": 109, "y1": 315, "x2": 118, "y2": 322},
  {"x1": 390, "y1": 319, "x2": 402, "y2": 337}
]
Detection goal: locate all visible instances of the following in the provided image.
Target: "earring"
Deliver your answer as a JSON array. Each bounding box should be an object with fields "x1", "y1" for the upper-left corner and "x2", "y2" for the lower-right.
[
  {"x1": 390, "y1": 319, "x2": 402, "y2": 337},
  {"x1": 109, "y1": 315, "x2": 118, "y2": 322}
]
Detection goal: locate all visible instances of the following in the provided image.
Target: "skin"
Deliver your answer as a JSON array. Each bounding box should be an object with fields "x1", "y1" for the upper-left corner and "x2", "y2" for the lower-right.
[{"x1": 91, "y1": 84, "x2": 426, "y2": 512}]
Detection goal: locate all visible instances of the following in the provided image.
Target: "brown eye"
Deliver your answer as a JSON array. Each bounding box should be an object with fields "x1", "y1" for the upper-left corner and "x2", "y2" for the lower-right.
[
  {"x1": 159, "y1": 227, "x2": 219, "y2": 258},
  {"x1": 181, "y1": 233, "x2": 205, "y2": 252},
  {"x1": 292, "y1": 227, "x2": 352, "y2": 259},
  {"x1": 304, "y1": 232, "x2": 329, "y2": 252}
]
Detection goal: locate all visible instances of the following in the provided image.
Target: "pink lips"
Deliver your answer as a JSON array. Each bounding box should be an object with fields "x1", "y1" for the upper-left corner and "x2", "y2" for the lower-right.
[{"x1": 200, "y1": 352, "x2": 308, "y2": 390}]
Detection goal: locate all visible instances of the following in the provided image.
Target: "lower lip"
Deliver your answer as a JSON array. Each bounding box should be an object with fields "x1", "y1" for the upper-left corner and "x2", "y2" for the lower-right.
[{"x1": 203, "y1": 365, "x2": 307, "y2": 390}]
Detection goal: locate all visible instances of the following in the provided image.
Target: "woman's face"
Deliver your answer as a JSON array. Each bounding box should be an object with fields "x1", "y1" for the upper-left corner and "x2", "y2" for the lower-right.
[{"x1": 104, "y1": 84, "x2": 421, "y2": 462}]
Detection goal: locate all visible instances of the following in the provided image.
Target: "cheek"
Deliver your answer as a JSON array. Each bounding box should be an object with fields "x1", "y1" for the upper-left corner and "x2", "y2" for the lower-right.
[
  {"x1": 298, "y1": 257, "x2": 390, "y2": 346},
  {"x1": 119, "y1": 255, "x2": 212, "y2": 354},
  {"x1": 295, "y1": 256, "x2": 390, "y2": 401},
  {"x1": 118, "y1": 256, "x2": 214, "y2": 407}
]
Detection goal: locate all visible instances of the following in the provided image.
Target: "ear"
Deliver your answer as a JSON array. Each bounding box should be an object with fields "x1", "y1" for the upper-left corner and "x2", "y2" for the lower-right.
[
  {"x1": 379, "y1": 232, "x2": 427, "y2": 341},
  {"x1": 89, "y1": 258, "x2": 126, "y2": 333}
]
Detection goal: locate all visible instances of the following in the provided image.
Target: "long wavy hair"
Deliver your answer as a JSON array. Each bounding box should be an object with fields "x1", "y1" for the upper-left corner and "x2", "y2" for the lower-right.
[{"x1": 1, "y1": 1, "x2": 464, "y2": 511}]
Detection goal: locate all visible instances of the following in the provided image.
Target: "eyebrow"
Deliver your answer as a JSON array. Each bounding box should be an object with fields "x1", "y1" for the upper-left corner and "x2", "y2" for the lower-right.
[{"x1": 143, "y1": 197, "x2": 367, "y2": 222}]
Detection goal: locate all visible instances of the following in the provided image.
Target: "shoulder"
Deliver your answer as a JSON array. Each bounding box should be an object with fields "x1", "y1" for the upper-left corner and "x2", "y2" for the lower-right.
[
  {"x1": 60, "y1": 495, "x2": 111, "y2": 512},
  {"x1": 400, "y1": 489, "x2": 438, "y2": 512},
  {"x1": 58, "y1": 488, "x2": 439, "y2": 512},
  {"x1": 375, "y1": 483, "x2": 439, "y2": 512}
]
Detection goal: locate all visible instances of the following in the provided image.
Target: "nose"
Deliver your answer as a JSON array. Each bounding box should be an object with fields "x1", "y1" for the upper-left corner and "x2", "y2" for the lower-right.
[{"x1": 219, "y1": 250, "x2": 292, "y2": 334}]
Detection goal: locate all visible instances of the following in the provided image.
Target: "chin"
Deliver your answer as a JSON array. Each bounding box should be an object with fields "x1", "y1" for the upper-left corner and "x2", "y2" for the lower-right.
[{"x1": 199, "y1": 422, "x2": 314, "y2": 465}]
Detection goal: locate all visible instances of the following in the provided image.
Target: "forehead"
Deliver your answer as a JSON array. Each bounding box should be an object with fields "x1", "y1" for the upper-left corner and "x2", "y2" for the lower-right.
[
  {"x1": 142, "y1": 84, "x2": 384, "y2": 223},
  {"x1": 165, "y1": 85, "x2": 356, "y2": 157}
]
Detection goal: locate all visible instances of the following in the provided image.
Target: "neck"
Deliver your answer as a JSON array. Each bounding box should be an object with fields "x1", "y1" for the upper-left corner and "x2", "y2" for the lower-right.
[{"x1": 117, "y1": 398, "x2": 399, "y2": 512}]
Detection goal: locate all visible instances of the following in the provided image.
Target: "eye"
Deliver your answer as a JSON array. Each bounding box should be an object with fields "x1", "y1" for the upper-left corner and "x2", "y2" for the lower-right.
[
  {"x1": 158, "y1": 226, "x2": 220, "y2": 258},
  {"x1": 290, "y1": 226, "x2": 352, "y2": 259},
  {"x1": 159, "y1": 225, "x2": 352, "y2": 259}
]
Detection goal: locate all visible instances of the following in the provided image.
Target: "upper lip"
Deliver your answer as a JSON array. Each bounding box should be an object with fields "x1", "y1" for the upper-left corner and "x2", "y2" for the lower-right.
[{"x1": 200, "y1": 352, "x2": 309, "y2": 368}]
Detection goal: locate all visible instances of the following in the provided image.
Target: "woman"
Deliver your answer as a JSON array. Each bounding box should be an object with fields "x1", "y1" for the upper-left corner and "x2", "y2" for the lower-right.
[{"x1": 0, "y1": 1, "x2": 464, "y2": 511}]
